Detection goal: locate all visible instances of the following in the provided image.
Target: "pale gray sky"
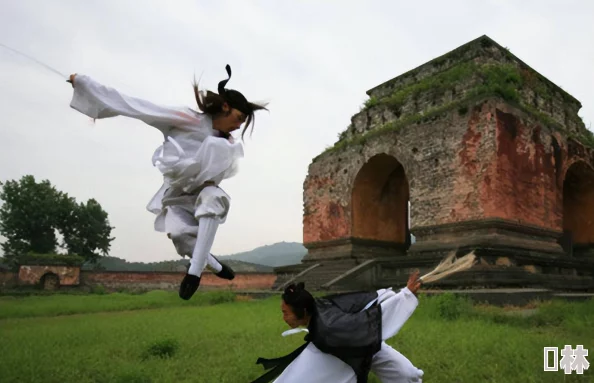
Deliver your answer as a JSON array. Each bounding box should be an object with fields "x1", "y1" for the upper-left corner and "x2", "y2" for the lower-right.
[{"x1": 1, "y1": 0, "x2": 593, "y2": 263}]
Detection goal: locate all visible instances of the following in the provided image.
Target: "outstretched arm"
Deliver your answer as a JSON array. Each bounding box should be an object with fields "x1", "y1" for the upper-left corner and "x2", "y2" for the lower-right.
[
  {"x1": 68, "y1": 73, "x2": 200, "y2": 133},
  {"x1": 378, "y1": 270, "x2": 422, "y2": 341}
]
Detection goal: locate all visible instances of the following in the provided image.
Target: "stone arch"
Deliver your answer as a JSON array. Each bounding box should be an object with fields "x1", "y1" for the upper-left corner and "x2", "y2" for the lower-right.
[
  {"x1": 351, "y1": 153, "x2": 410, "y2": 246},
  {"x1": 562, "y1": 160, "x2": 594, "y2": 255},
  {"x1": 40, "y1": 272, "x2": 60, "y2": 291}
]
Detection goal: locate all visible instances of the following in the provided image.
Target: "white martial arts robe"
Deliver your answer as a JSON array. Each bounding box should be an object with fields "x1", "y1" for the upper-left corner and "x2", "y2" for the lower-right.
[
  {"x1": 69, "y1": 75, "x2": 242, "y2": 271},
  {"x1": 272, "y1": 287, "x2": 424, "y2": 383}
]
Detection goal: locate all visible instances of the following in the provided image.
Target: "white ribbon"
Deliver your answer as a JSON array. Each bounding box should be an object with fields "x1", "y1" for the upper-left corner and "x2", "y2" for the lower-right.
[
  {"x1": 360, "y1": 287, "x2": 393, "y2": 311},
  {"x1": 281, "y1": 328, "x2": 309, "y2": 337}
]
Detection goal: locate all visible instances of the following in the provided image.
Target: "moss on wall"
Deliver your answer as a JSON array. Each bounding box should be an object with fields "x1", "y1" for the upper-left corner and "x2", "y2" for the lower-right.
[
  {"x1": 17, "y1": 253, "x2": 85, "y2": 266},
  {"x1": 316, "y1": 59, "x2": 591, "y2": 162}
]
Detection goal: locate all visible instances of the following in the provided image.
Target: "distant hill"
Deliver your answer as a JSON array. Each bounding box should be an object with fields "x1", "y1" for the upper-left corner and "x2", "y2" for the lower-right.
[
  {"x1": 82, "y1": 256, "x2": 273, "y2": 273},
  {"x1": 218, "y1": 242, "x2": 307, "y2": 267},
  {"x1": 78, "y1": 241, "x2": 306, "y2": 272},
  {"x1": 0, "y1": 241, "x2": 306, "y2": 273}
]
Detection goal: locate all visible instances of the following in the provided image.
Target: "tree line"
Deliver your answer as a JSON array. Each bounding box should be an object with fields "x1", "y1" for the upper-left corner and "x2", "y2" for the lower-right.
[{"x1": 0, "y1": 175, "x2": 114, "y2": 268}]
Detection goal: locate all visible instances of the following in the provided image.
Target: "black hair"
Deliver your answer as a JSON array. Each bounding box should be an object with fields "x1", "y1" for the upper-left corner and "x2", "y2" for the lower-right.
[
  {"x1": 282, "y1": 282, "x2": 315, "y2": 319},
  {"x1": 192, "y1": 65, "x2": 268, "y2": 140}
]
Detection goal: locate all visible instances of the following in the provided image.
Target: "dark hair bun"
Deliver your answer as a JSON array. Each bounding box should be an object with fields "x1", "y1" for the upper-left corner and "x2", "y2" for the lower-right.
[
  {"x1": 284, "y1": 282, "x2": 305, "y2": 297},
  {"x1": 282, "y1": 282, "x2": 314, "y2": 320}
]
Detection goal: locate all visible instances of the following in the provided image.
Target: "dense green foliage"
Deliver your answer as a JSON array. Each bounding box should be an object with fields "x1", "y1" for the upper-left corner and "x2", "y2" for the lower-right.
[{"x1": 0, "y1": 175, "x2": 114, "y2": 266}]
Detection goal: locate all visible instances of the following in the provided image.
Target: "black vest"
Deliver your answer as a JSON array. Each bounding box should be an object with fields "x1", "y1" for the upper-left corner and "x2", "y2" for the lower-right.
[{"x1": 251, "y1": 291, "x2": 382, "y2": 383}]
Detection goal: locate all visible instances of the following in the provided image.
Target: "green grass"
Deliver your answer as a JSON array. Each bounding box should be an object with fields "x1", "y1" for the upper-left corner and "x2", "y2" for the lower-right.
[
  {"x1": 0, "y1": 290, "x2": 236, "y2": 319},
  {"x1": 0, "y1": 291, "x2": 592, "y2": 382}
]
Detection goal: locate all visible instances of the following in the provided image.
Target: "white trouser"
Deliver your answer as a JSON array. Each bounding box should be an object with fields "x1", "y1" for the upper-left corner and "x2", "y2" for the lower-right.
[
  {"x1": 371, "y1": 342, "x2": 424, "y2": 383},
  {"x1": 160, "y1": 186, "x2": 230, "y2": 277}
]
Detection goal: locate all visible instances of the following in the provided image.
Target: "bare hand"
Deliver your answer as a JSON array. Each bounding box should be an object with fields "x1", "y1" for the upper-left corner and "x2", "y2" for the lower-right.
[
  {"x1": 67, "y1": 73, "x2": 76, "y2": 87},
  {"x1": 407, "y1": 269, "x2": 422, "y2": 295}
]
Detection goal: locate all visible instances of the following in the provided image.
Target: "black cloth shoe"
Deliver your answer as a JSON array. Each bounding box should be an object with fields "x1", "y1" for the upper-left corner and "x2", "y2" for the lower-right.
[
  {"x1": 179, "y1": 273, "x2": 201, "y2": 300},
  {"x1": 216, "y1": 263, "x2": 235, "y2": 280}
]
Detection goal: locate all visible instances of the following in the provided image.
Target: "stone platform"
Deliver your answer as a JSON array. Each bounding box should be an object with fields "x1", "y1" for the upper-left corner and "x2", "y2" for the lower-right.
[{"x1": 237, "y1": 288, "x2": 593, "y2": 307}]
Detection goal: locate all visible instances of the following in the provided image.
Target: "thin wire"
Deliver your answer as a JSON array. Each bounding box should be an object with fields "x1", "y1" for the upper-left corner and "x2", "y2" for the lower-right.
[{"x1": 0, "y1": 42, "x2": 67, "y2": 79}]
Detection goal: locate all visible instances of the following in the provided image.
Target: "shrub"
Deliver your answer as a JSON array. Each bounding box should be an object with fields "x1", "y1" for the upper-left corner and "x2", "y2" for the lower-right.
[
  {"x1": 430, "y1": 292, "x2": 474, "y2": 320},
  {"x1": 143, "y1": 338, "x2": 179, "y2": 359}
]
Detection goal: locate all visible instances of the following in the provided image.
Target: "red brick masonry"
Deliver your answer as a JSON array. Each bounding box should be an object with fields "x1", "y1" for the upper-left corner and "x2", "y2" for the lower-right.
[
  {"x1": 0, "y1": 270, "x2": 277, "y2": 291},
  {"x1": 81, "y1": 271, "x2": 276, "y2": 291}
]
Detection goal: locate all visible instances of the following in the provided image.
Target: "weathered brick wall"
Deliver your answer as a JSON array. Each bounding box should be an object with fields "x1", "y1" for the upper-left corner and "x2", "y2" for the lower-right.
[
  {"x1": 562, "y1": 160, "x2": 594, "y2": 244},
  {"x1": 303, "y1": 168, "x2": 352, "y2": 244},
  {"x1": 358, "y1": 36, "x2": 585, "y2": 141},
  {"x1": 80, "y1": 271, "x2": 276, "y2": 291},
  {"x1": 304, "y1": 97, "x2": 594, "y2": 248},
  {"x1": 304, "y1": 100, "x2": 498, "y2": 243},
  {"x1": 304, "y1": 35, "x2": 594, "y2": 251},
  {"x1": 404, "y1": 101, "x2": 499, "y2": 228},
  {"x1": 486, "y1": 104, "x2": 593, "y2": 234},
  {"x1": 0, "y1": 271, "x2": 18, "y2": 288},
  {"x1": 18, "y1": 265, "x2": 80, "y2": 286},
  {"x1": 485, "y1": 107, "x2": 560, "y2": 230}
]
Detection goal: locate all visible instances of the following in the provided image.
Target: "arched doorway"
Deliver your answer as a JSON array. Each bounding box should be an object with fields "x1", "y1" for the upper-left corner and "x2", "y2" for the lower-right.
[
  {"x1": 562, "y1": 161, "x2": 594, "y2": 255},
  {"x1": 40, "y1": 273, "x2": 60, "y2": 291},
  {"x1": 351, "y1": 154, "x2": 410, "y2": 247}
]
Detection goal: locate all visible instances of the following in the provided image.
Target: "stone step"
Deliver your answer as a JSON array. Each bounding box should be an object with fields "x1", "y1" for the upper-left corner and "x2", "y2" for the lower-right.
[
  {"x1": 233, "y1": 289, "x2": 593, "y2": 307},
  {"x1": 296, "y1": 262, "x2": 358, "y2": 290},
  {"x1": 272, "y1": 274, "x2": 294, "y2": 290},
  {"x1": 271, "y1": 264, "x2": 309, "y2": 290}
]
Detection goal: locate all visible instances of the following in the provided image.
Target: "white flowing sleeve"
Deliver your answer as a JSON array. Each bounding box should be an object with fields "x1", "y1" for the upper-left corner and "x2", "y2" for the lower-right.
[
  {"x1": 69, "y1": 74, "x2": 200, "y2": 133},
  {"x1": 377, "y1": 287, "x2": 419, "y2": 341}
]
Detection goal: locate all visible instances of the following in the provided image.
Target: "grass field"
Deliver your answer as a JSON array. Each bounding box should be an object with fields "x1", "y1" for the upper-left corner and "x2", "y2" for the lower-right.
[{"x1": 0, "y1": 290, "x2": 592, "y2": 383}]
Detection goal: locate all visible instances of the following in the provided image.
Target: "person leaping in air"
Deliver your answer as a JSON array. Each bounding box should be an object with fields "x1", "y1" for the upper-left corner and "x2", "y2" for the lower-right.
[{"x1": 67, "y1": 65, "x2": 267, "y2": 300}]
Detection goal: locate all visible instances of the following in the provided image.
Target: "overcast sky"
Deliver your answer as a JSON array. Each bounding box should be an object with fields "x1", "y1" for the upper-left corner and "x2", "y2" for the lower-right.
[{"x1": 1, "y1": 0, "x2": 592, "y2": 263}]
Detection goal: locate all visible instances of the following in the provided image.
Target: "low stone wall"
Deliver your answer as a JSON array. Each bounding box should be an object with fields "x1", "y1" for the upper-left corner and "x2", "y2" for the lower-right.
[
  {"x1": 0, "y1": 271, "x2": 18, "y2": 288},
  {"x1": 80, "y1": 271, "x2": 276, "y2": 292},
  {"x1": 19, "y1": 265, "x2": 80, "y2": 286},
  {"x1": 0, "y1": 269, "x2": 276, "y2": 292}
]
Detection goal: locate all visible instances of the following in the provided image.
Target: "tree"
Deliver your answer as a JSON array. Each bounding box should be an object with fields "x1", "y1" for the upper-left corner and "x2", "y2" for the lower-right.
[
  {"x1": 0, "y1": 175, "x2": 63, "y2": 261},
  {"x1": 60, "y1": 199, "x2": 114, "y2": 264},
  {"x1": 0, "y1": 175, "x2": 114, "y2": 265}
]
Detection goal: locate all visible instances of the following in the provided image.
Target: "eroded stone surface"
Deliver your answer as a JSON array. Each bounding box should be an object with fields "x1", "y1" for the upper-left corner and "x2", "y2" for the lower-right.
[
  {"x1": 80, "y1": 271, "x2": 275, "y2": 291},
  {"x1": 302, "y1": 35, "x2": 594, "y2": 267},
  {"x1": 18, "y1": 265, "x2": 80, "y2": 286}
]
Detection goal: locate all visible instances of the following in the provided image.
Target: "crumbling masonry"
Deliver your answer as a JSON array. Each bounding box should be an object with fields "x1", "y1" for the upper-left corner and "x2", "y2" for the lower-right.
[{"x1": 275, "y1": 35, "x2": 594, "y2": 292}]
